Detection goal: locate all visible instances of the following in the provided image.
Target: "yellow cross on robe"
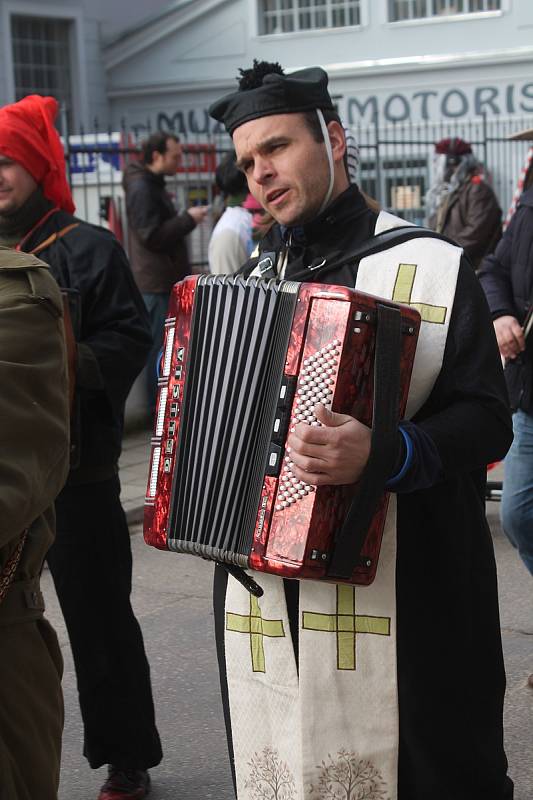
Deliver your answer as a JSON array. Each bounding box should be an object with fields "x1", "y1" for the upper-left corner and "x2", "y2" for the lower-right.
[
  {"x1": 302, "y1": 585, "x2": 390, "y2": 670},
  {"x1": 393, "y1": 263, "x2": 447, "y2": 324},
  {"x1": 226, "y1": 594, "x2": 285, "y2": 673}
]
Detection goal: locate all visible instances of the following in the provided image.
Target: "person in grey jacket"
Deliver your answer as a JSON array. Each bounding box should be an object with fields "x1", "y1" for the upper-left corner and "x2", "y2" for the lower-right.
[{"x1": 123, "y1": 132, "x2": 208, "y2": 413}]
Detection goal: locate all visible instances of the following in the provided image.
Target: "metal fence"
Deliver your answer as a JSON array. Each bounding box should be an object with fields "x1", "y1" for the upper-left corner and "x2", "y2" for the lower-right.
[
  {"x1": 64, "y1": 113, "x2": 533, "y2": 268},
  {"x1": 353, "y1": 113, "x2": 533, "y2": 227}
]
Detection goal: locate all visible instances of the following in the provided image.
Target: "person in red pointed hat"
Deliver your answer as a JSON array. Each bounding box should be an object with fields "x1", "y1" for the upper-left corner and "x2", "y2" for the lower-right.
[
  {"x1": 0, "y1": 95, "x2": 162, "y2": 800},
  {"x1": 0, "y1": 94, "x2": 74, "y2": 217}
]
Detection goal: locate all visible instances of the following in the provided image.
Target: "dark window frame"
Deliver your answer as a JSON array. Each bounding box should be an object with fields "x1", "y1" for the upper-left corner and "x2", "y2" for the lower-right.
[
  {"x1": 11, "y1": 14, "x2": 74, "y2": 132},
  {"x1": 258, "y1": 0, "x2": 362, "y2": 35}
]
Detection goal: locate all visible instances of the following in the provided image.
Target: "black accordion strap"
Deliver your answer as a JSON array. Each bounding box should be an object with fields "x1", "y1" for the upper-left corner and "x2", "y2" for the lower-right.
[
  {"x1": 242, "y1": 225, "x2": 458, "y2": 282},
  {"x1": 221, "y1": 563, "x2": 264, "y2": 598},
  {"x1": 327, "y1": 302, "x2": 402, "y2": 581},
  {"x1": 307, "y1": 225, "x2": 458, "y2": 281}
]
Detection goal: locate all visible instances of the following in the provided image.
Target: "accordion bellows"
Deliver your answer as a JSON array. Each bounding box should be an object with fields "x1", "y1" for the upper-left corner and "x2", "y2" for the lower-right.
[{"x1": 144, "y1": 275, "x2": 420, "y2": 587}]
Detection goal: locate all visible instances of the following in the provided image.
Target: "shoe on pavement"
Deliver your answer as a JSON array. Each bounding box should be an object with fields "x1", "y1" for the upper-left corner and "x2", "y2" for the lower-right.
[
  {"x1": 98, "y1": 767, "x2": 151, "y2": 799},
  {"x1": 528, "y1": 674, "x2": 533, "y2": 688}
]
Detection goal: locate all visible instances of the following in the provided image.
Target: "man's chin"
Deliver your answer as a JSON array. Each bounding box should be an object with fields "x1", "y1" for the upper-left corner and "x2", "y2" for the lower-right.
[
  {"x1": 270, "y1": 204, "x2": 307, "y2": 228},
  {"x1": 272, "y1": 209, "x2": 315, "y2": 228},
  {"x1": 0, "y1": 198, "x2": 19, "y2": 216}
]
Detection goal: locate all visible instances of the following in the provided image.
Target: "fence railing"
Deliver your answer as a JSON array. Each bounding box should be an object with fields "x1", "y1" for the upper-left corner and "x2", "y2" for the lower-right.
[{"x1": 63, "y1": 113, "x2": 533, "y2": 267}]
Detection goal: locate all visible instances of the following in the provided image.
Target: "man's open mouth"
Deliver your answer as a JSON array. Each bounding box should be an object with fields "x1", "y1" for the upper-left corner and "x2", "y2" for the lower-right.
[{"x1": 267, "y1": 188, "x2": 288, "y2": 205}]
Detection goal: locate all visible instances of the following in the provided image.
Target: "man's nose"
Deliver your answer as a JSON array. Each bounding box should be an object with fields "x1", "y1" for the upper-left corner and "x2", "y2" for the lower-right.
[{"x1": 253, "y1": 156, "x2": 273, "y2": 185}]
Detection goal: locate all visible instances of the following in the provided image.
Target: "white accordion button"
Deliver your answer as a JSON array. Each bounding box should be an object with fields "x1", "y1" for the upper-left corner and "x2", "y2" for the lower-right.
[{"x1": 276, "y1": 338, "x2": 342, "y2": 507}]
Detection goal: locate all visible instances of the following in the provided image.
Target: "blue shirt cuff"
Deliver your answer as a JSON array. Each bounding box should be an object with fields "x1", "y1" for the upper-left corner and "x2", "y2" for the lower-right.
[{"x1": 385, "y1": 426, "x2": 413, "y2": 488}]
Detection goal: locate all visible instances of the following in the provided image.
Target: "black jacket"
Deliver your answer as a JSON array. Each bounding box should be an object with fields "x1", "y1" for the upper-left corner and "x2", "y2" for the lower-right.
[
  {"x1": 123, "y1": 162, "x2": 196, "y2": 294},
  {"x1": 22, "y1": 210, "x2": 152, "y2": 484},
  {"x1": 478, "y1": 186, "x2": 533, "y2": 411},
  {"x1": 242, "y1": 185, "x2": 513, "y2": 799}
]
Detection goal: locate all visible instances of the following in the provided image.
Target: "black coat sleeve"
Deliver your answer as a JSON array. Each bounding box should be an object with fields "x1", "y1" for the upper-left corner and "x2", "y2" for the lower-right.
[
  {"x1": 48, "y1": 229, "x2": 152, "y2": 416},
  {"x1": 477, "y1": 209, "x2": 520, "y2": 320},
  {"x1": 413, "y1": 258, "x2": 512, "y2": 477},
  {"x1": 125, "y1": 180, "x2": 196, "y2": 252}
]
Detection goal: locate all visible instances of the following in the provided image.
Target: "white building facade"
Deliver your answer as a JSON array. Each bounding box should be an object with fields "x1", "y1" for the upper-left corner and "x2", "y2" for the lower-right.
[
  {"x1": 0, "y1": 0, "x2": 169, "y2": 129},
  {"x1": 2, "y1": 1, "x2": 533, "y2": 231},
  {"x1": 103, "y1": 0, "x2": 533, "y2": 136},
  {"x1": 98, "y1": 0, "x2": 533, "y2": 228}
]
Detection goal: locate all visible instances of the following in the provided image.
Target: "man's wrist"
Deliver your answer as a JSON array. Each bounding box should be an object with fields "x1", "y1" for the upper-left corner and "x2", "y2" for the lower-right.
[{"x1": 385, "y1": 427, "x2": 413, "y2": 488}]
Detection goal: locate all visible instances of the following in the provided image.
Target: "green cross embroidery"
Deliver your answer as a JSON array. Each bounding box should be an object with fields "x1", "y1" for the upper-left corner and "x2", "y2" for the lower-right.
[
  {"x1": 393, "y1": 263, "x2": 447, "y2": 324},
  {"x1": 302, "y1": 585, "x2": 390, "y2": 670},
  {"x1": 226, "y1": 595, "x2": 285, "y2": 673}
]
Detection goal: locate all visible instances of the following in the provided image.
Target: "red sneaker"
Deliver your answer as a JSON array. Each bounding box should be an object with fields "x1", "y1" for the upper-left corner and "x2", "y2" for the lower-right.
[{"x1": 98, "y1": 767, "x2": 150, "y2": 799}]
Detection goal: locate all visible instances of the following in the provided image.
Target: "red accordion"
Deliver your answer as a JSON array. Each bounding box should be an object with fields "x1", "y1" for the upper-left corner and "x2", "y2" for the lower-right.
[{"x1": 144, "y1": 275, "x2": 420, "y2": 591}]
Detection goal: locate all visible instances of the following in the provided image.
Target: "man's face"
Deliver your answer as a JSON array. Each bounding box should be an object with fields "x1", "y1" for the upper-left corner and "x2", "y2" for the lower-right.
[
  {"x1": 444, "y1": 155, "x2": 460, "y2": 182},
  {"x1": 233, "y1": 113, "x2": 333, "y2": 227},
  {"x1": 0, "y1": 154, "x2": 37, "y2": 215},
  {"x1": 152, "y1": 138, "x2": 182, "y2": 176}
]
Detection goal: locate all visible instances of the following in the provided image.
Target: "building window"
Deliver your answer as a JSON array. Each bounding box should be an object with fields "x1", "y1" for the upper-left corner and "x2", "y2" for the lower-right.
[
  {"x1": 258, "y1": 0, "x2": 361, "y2": 35},
  {"x1": 11, "y1": 15, "x2": 73, "y2": 128},
  {"x1": 389, "y1": 0, "x2": 500, "y2": 21}
]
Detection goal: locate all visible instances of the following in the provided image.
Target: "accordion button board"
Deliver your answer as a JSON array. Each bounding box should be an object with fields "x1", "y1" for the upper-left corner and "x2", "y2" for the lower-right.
[{"x1": 144, "y1": 274, "x2": 420, "y2": 587}]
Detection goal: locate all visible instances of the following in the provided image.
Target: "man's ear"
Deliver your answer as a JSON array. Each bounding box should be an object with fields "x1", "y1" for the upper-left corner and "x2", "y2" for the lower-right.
[{"x1": 327, "y1": 121, "x2": 346, "y2": 164}]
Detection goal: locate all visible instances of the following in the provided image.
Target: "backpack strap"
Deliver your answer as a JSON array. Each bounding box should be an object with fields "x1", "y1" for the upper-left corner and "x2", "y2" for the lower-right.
[
  {"x1": 0, "y1": 530, "x2": 28, "y2": 606},
  {"x1": 28, "y1": 223, "x2": 81, "y2": 256}
]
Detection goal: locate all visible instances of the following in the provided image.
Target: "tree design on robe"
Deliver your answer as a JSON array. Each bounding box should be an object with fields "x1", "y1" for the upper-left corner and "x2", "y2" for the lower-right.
[
  {"x1": 310, "y1": 749, "x2": 389, "y2": 800},
  {"x1": 244, "y1": 746, "x2": 297, "y2": 800}
]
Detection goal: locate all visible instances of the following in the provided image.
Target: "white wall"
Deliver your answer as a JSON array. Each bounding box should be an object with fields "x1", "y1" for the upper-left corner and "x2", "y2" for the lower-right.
[
  {"x1": 0, "y1": 0, "x2": 170, "y2": 125},
  {"x1": 104, "y1": 0, "x2": 533, "y2": 131},
  {"x1": 84, "y1": 0, "x2": 171, "y2": 37}
]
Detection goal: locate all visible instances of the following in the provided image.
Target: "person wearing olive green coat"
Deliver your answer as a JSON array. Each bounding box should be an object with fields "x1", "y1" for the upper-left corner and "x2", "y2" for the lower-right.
[{"x1": 0, "y1": 246, "x2": 70, "y2": 800}]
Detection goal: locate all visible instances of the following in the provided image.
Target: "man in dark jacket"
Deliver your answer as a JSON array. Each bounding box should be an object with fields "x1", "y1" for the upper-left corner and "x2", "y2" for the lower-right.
[
  {"x1": 208, "y1": 61, "x2": 514, "y2": 800},
  {"x1": 123, "y1": 132, "x2": 208, "y2": 413},
  {"x1": 478, "y1": 161, "x2": 533, "y2": 579},
  {"x1": 426, "y1": 137, "x2": 502, "y2": 269},
  {"x1": 0, "y1": 95, "x2": 162, "y2": 800}
]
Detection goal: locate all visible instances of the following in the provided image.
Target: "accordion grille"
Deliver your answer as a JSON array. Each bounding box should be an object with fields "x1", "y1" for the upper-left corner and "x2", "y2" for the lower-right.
[{"x1": 168, "y1": 276, "x2": 297, "y2": 565}]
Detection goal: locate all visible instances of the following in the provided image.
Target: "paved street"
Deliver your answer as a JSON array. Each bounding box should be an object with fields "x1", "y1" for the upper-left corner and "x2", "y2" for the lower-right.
[{"x1": 40, "y1": 439, "x2": 533, "y2": 799}]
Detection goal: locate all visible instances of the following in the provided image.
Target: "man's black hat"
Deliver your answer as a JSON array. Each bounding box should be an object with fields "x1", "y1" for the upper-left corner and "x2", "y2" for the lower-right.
[{"x1": 209, "y1": 63, "x2": 334, "y2": 136}]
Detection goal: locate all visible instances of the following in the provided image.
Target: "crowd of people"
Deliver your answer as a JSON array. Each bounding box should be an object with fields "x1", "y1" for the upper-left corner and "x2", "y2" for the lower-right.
[{"x1": 0, "y1": 57, "x2": 532, "y2": 800}]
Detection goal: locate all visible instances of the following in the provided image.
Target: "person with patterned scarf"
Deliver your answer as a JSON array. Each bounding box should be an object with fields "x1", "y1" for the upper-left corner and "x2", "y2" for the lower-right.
[{"x1": 425, "y1": 137, "x2": 502, "y2": 269}]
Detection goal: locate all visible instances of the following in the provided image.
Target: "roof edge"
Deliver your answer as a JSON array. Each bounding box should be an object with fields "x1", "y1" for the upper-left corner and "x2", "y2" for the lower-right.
[{"x1": 103, "y1": 0, "x2": 232, "y2": 70}]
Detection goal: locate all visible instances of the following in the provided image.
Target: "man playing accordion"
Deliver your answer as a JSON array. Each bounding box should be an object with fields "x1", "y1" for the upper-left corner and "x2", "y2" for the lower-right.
[{"x1": 206, "y1": 60, "x2": 514, "y2": 800}]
